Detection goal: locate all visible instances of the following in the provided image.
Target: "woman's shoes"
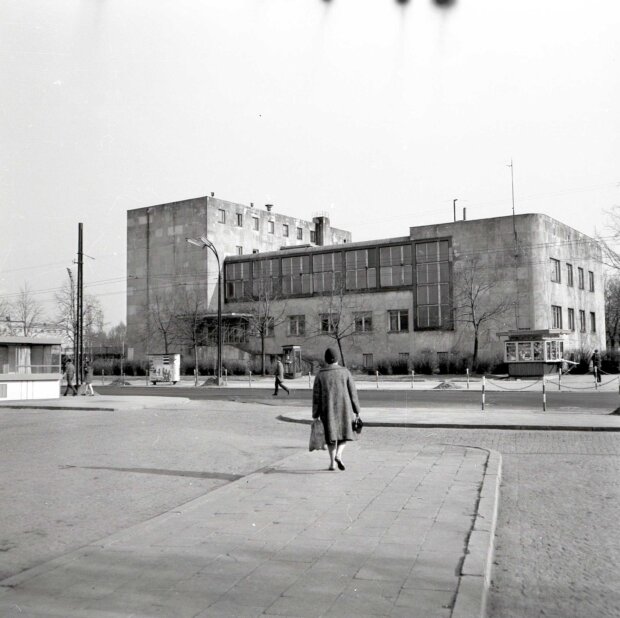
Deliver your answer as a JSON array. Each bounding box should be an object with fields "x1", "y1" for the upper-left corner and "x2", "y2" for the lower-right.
[
  {"x1": 335, "y1": 458, "x2": 345, "y2": 471},
  {"x1": 328, "y1": 465, "x2": 336, "y2": 471}
]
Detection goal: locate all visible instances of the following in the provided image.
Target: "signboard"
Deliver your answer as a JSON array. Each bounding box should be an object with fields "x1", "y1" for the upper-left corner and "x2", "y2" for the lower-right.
[{"x1": 148, "y1": 354, "x2": 180, "y2": 384}]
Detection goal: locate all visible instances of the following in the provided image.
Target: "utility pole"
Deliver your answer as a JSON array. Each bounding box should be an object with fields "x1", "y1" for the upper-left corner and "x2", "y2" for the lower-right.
[
  {"x1": 453, "y1": 198, "x2": 458, "y2": 222},
  {"x1": 77, "y1": 223, "x2": 84, "y2": 388},
  {"x1": 66, "y1": 268, "x2": 75, "y2": 359}
]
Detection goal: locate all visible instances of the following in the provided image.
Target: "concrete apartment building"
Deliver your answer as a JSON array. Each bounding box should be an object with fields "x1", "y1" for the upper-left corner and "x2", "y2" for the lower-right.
[
  {"x1": 126, "y1": 195, "x2": 351, "y2": 358},
  {"x1": 222, "y1": 213, "x2": 605, "y2": 372}
]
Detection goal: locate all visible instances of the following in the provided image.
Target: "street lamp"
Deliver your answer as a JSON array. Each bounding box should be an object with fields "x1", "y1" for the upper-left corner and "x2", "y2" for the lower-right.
[{"x1": 186, "y1": 236, "x2": 223, "y2": 385}]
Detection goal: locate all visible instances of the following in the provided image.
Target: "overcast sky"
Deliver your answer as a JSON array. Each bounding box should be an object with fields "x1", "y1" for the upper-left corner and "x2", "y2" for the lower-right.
[{"x1": 1, "y1": 0, "x2": 619, "y2": 327}]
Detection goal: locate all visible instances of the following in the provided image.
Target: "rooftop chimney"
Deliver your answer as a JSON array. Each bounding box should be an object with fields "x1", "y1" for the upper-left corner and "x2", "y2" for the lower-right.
[
  {"x1": 265, "y1": 204, "x2": 273, "y2": 212},
  {"x1": 211, "y1": 192, "x2": 214, "y2": 197}
]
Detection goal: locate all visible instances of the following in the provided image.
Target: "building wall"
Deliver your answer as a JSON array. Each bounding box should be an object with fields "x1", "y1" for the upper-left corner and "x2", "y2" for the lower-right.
[
  {"x1": 126, "y1": 196, "x2": 351, "y2": 358},
  {"x1": 222, "y1": 213, "x2": 606, "y2": 369}
]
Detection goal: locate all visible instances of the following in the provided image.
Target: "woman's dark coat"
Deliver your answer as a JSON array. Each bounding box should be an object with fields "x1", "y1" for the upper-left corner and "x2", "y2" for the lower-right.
[{"x1": 312, "y1": 364, "x2": 361, "y2": 443}]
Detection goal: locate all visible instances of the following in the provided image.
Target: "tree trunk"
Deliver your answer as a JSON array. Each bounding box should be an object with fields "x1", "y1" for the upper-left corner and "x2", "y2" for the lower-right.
[
  {"x1": 261, "y1": 334, "x2": 266, "y2": 376},
  {"x1": 336, "y1": 337, "x2": 346, "y2": 367},
  {"x1": 194, "y1": 343, "x2": 199, "y2": 386},
  {"x1": 473, "y1": 329, "x2": 479, "y2": 369}
]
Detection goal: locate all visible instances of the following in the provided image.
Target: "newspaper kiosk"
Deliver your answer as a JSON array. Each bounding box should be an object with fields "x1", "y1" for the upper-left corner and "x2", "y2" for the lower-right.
[
  {"x1": 500, "y1": 330, "x2": 569, "y2": 377},
  {"x1": 148, "y1": 353, "x2": 181, "y2": 385}
]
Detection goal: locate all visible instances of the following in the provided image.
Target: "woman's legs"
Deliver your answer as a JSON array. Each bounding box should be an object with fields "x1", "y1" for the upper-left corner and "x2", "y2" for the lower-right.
[
  {"x1": 327, "y1": 443, "x2": 336, "y2": 470},
  {"x1": 335, "y1": 442, "x2": 346, "y2": 470}
]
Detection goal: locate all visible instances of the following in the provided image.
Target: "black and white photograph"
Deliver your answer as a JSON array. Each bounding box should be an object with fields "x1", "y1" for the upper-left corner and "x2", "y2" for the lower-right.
[{"x1": 1, "y1": 1, "x2": 620, "y2": 616}]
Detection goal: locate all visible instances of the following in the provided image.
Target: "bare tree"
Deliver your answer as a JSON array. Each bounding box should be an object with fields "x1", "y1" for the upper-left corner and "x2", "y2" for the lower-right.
[
  {"x1": 11, "y1": 283, "x2": 45, "y2": 336},
  {"x1": 605, "y1": 274, "x2": 620, "y2": 350},
  {"x1": 175, "y1": 287, "x2": 206, "y2": 385},
  {"x1": 243, "y1": 277, "x2": 287, "y2": 375},
  {"x1": 148, "y1": 291, "x2": 179, "y2": 354},
  {"x1": 453, "y1": 256, "x2": 515, "y2": 368},
  {"x1": 311, "y1": 282, "x2": 359, "y2": 367},
  {"x1": 597, "y1": 205, "x2": 620, "y2": 270},
  {"x1": 54, "y1": 278, "x2": 104, "y2": 356}
]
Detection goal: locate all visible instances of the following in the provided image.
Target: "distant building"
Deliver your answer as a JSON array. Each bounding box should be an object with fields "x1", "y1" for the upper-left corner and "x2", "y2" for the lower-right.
[
  {"x1": 126, "y1": 196, "x2": 351, "y2": 358},
  {"x1": 222, "y1": 213, "x2": 605, "y2": 373}
]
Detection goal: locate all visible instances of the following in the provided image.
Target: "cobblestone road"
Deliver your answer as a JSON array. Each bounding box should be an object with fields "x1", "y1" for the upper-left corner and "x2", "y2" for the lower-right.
[{"x1": 1, "y1": 401, "x2": 619, "y2": 617}]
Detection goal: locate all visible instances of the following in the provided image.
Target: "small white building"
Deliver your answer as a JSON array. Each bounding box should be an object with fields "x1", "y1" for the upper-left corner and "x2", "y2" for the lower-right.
[{"x1": 0, "y1": 336, "x2": 63, "y2": 401}]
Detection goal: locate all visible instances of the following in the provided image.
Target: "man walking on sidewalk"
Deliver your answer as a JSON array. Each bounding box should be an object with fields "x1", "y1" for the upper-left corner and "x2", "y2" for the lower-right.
[
  {"x1": 272, "y1": 356, "x2": 290, "y2": 396},
  {"x1": 592, "y1": 349, "x2": 602, "y2": 382},
  {"x1": 63, "y1": 359, "x2": 77, "y2": 396}
]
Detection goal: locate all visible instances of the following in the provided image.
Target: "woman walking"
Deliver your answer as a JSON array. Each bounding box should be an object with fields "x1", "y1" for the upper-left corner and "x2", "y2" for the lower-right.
[
  {"x1": 82, "y1": 361, "x2": 95, "y2": 396},
  {"x1": 312, "y1": 347, "x2": 361, "y2": 471}
]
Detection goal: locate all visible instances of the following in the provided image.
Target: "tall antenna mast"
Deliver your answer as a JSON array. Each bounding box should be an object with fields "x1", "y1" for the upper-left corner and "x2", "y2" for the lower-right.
[{"x1": 508, "y1": 158, "x2": 518, "y2": 248}]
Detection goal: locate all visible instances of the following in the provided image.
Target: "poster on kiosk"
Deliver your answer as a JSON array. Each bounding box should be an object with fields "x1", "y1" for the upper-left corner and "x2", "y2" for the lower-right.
[{"x1": 148, "y1": 354, "x2": 180, "y2": 385}]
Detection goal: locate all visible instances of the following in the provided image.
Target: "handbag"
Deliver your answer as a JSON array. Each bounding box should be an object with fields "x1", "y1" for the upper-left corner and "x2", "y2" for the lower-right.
[
  {"x1": 352, "y1": 415, "x2": 363, "y2": 435},
  {"x1": 309, "y1": 419, "x2": 327, "y2": 451}
]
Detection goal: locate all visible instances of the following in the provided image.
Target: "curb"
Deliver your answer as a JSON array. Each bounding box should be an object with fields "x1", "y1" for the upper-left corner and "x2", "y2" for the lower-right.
[
  {"x1": 452, "y1": 449, "x2": 502, "y2": 618},
  {"x1": 277, "y1": 414, "x2": 620, "y2": 432}
]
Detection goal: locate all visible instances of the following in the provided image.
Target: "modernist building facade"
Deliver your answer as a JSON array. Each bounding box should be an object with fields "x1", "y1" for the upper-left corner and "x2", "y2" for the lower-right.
[
  {"x1": 222, "y1": 213, "x2": 606, "y2": 370},
  {"x1": 126, "y1": 195, "x2": 351, "y2": 358}
]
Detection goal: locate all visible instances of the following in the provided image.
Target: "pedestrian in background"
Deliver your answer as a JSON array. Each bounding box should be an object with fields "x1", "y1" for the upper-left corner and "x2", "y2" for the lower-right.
[
  {"x1": 312, "y1": 347, "x2": 361, "y2": 471},
  {"x1": 272, "y1": 356, "x2": 290, "y2": 396},
  {"x1": 63, "y1": 359, "x2": 77, "y2": 396},
  {"x1": 592, "y1": 349, "x2": 602, "y2": 382},
  {"x1": 82, "y1": 361, "x2": 95, "y2": 396}
]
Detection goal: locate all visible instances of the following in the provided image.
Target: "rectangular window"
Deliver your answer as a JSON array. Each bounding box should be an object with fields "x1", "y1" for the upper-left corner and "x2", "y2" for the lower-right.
[
  {"x1": 319, "y1": 313, "x2": 337, "y2": 333},
  {"x1": 380, "y1": 244, "x2": 413, "y2": 287},
  {"x1": 282, "y1": 255, "x2": 312, "y2": 295},
  {"x1": 551, "y1": 305, "x2": 562, "y2": 329},
  {"x1": 252, "y1": 258, "x2": 280, "y2": 297},
  {"x1": 288, "y1": 315, "x2": 305, "y2": 336},
  {"x1": 346, "y1": 249, "x2": 377, "y2": 290},
  {"x1": 588, "y1": 271, "x2": 594, "y2": 292},
  {"x1": 266, "y1": 317, "x2": 275, "y2": 337},
  {"x1": 567, "y1": 263, "x2": 574, "y2": 287},
  {"x1": 399, "y1": 352, "x2": 410, "y2": 365},
  {"x1": 310, "y1": 230, "x2": 316, "y2": 243},
  {"x1": 579, "y1": 309, "x2": 586, "y2": 332},
  {"x1": 363, "y1": 353, "x2": 374, "y2": 369},
  {"x1": 283, "y1": 224, "x2": 289, "y2": 237},
  {"x1": 236, "y1": 246, "x2": 243, "y2": 255},
  {"x1": 236, "y1": 213, "x2": 243, "y2": 227},
  {"x1": 388, "y1": 309, "x2": 409, "y2": 332},
  {"x1": 224, "y1": 261, "x2": 251, "y2": 301},
  {"x1": 550, "y1": 258, "x2": 561, "y2": 283},
  {"x1": 590, "y1": 312, "x2": 596, "y2": 333},
  {"x1": 415, "y1": 240, "x2": 451, "y2": 329},
  {"x1": 268, "y1": 220, "x2": 275, "y2": 234},
  {"x1": 252, "y1": 249, "x2": 259, "y2": 254},
  {"x1": 297, "y1": 227, "x2": 303, "y2": 240},
  {"x1": 253, "y1": 217, "x2": 260, "y2": 231},
  {"x1": 354, "y1": 312, "x2": 373, "y2": 332},
  {"x1": 218, "y1": 209, "x2": 226, "y2": 224},
  {"x1": 578, "y1": 267, "x2": 584, "y2": 290},
  {"x1": 312, "y1": 252, "x2": 342, "y2": 293},
  {"x1": 568, "y1": 308, "x2": 575, "y2": 331}
]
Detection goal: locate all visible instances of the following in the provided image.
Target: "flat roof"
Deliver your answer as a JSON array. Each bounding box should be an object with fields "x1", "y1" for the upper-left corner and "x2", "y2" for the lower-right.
[{"x1": 0, "y1": 336, "x2": 63, "y2": 345}]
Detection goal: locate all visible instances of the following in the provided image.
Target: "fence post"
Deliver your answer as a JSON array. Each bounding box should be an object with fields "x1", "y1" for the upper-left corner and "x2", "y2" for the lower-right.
[
  {"x1": 376, "y1": 371, "x2": 379, "y2": 389},
  {"x1": 249, "y1": 371, "x2": 252, "y2": 388},
  {"x1": 411, "y1": 369, "x2": 415, "y2": 389},
  {"x1": 308, "y1": 371, "x2": 311, "y2": 388},
  {"x1": 102, "y1": 369, "x2": 105, "y2": 386},
  {"x1": 481, "y1": 375, "x2": 485, "y2": 411},
  {"x1": 542, "y1": 376, "x2": 547, "y2": 412},
  {"x1": 558, "y1": 370, "x2": 561, "y2": 391},
  {"x1": 466, "y1": 368, "x2": 470, "y2": 389},
  {"x1": 224, "y1": 368, "x2": 228, "y2": 386}
]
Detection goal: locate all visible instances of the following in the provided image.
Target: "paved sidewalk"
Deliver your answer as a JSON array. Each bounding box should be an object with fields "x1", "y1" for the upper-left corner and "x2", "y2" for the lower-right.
[
  {"x1": 0, "y1": 442, "x2": 500, "y2": 618},
  {"x1": 0, "y1": 395, "x2": 191, "y2": 411},
  {"x1": 280, "y1": 407, "x2": 620, "y2": 432}
]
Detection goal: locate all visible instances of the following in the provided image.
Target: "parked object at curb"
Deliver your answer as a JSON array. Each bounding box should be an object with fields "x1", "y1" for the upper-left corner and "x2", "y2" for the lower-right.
[{"x1": 148, "y1": 354, "x2": 180, "y2": 385}]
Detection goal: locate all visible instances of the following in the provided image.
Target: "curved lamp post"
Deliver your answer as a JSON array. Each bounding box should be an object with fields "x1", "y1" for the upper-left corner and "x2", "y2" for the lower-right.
[{"x1": 186, "y1": 236, "x2": 222, "y2": 385}]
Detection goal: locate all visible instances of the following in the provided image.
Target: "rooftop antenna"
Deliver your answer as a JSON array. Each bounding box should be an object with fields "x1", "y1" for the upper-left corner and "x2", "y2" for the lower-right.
[{"x1": 507, "y1": 158, "x2": 517, "y2": 248}]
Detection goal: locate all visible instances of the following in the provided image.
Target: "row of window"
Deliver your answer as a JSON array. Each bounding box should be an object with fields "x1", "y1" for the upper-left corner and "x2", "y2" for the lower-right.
[
  {"x1": 226, "y1": 240, "x2": 452, "y2": 330},
  {"x1": 550, "y1": 259, "x2": 594, "y2": 291},
  {"x1": 551, "y1": 305, "x2": 596, "y2": 333},
  {"x1": 218, "y1": 209, "x2": 315, "y2": 242}
]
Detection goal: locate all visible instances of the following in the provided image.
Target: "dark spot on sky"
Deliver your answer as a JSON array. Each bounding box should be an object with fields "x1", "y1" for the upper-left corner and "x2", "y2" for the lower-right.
[{"x1": 434, "y1": 0, "x2": 457, "y2": 7}]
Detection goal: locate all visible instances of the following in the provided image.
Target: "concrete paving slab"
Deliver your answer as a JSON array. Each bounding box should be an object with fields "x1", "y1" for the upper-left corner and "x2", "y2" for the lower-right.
[{"x1": 0, "y1": 443, "x2": 501, "y2": 618}]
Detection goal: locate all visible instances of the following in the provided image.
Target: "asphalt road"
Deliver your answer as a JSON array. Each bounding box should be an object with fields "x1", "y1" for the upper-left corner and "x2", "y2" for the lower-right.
[{"x1": 96, "y1": 385, "x2": 619, "y2": 413}]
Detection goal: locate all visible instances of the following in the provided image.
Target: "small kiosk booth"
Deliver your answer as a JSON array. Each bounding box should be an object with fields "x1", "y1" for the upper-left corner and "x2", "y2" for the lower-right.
[
  {"x1": 0, "y1": 336, "x2": 63, "y2": 401},
  {"x1": 148, "y1": 353, "x2": 181, "y2": 384},
  {"x1": 282, "y1": 345, "x2": 302, "y2": 379},
  {"x1": 499, "y1": 329, "x2": 569, "y2": 377}
]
